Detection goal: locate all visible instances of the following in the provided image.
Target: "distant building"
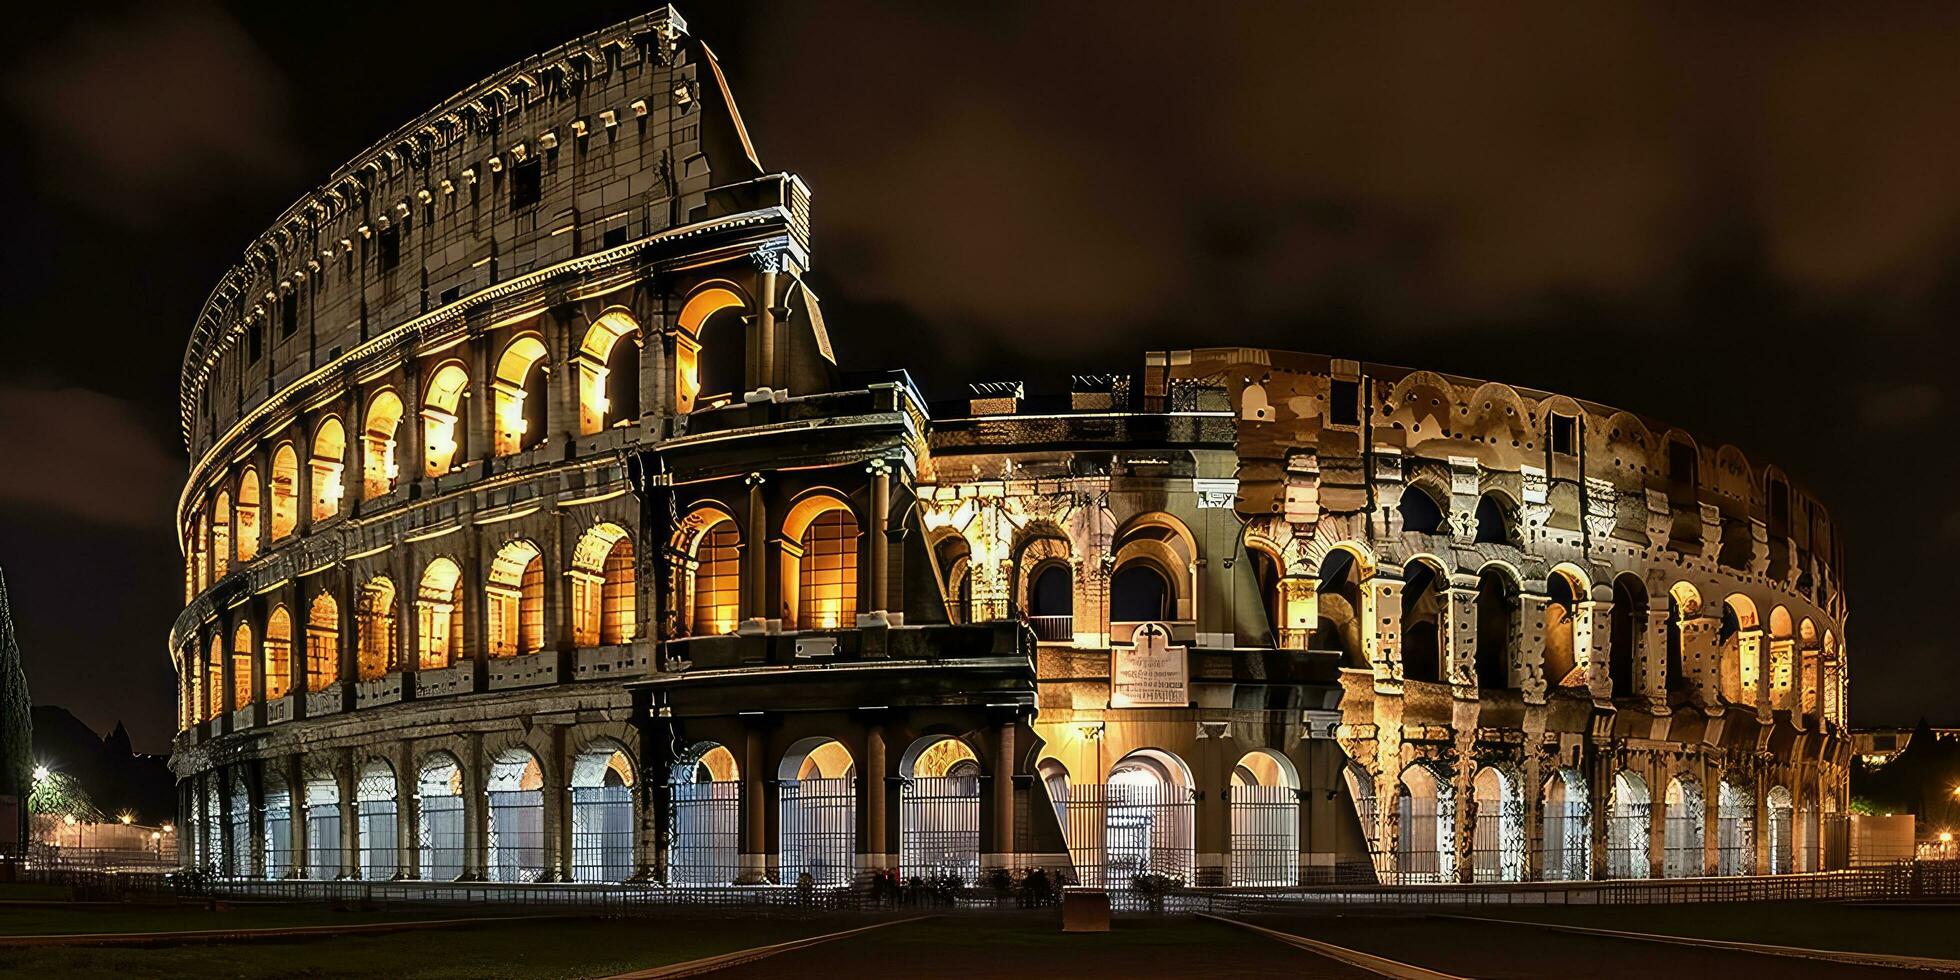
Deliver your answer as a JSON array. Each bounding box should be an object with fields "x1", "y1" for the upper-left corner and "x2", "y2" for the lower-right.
[{"x1": 170, "y1": 6, "x2": 1850, "y2": 888}]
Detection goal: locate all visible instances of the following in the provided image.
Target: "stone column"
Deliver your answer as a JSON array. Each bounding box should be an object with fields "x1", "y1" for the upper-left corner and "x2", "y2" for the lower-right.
[
  {"x1": 1517, "y1": 591, "x2": 1549, "y2": 701},
  {"x1": 1644, "y1": 601, "x2": 1671, "y2": 711},
  {"x1": 339, "y1": 753, "x2": 359, "y2": 879},
  {"x1": 751, "y1": 245, "x2": 783, "y2": 391},
  {"x1": 994, "y1": 720, "x2": 1018, "y2": 868},
  {"x1": 398, "y1": 741, "x2": 419, "y2": 880},
  {"x1": 1679, "y1": 612, "x2": 1719, "y2": 708},
  {"x1": 1647, "y1": 758, "x2": 1667, "y2": 879},
  {"x1": 462, "y1": 733, "x2": 487, "y2": 881},
  {"x1": 541, "y1": 727, "x2": 569, "y2": 883},
  {"x1": 288, "y1": 755, "x2": 309, "y2": 879},
  {"x1": 1444, "y1": 577, "x2": 1478, "y2": 694},
  {"x1": 863, "y1": 720, "x2": 889, "y2": 873},
  {"x1": 217, "y1": 618, "x2": 236, "y2": 734},
  {"x1": 740, "y1": 723, "x2": 769, "y2": 883},
  {"x1": 863, "y1": 461, "x2": 891, "y2": 623},
  {"x1": 741, "y1": 473, "x2": 768, "y2": 630},
  {"x1": 1194, "y1": 725, "x2": 1228, "y2": 886},
  {"x1": 1371, "y1": 573, "x2": 1403, "y2": 693}
]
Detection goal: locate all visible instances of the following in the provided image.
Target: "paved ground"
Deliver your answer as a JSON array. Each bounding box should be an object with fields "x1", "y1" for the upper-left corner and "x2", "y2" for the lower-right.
[
  {"x1": 1239, "y1": 911, "x2": 1929, "y2": 979},
  {"x1": 699, "y1": 914, "x2": 1379, "y2": 979}
]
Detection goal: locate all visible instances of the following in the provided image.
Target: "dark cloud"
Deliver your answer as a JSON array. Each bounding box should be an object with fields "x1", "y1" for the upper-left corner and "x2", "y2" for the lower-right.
[
  {"x1": 4, "y1": 2, "x2": 300, "y2": 224},
  {"x1": 0, "y1": 386, "x2": 179, "y2": 528}
]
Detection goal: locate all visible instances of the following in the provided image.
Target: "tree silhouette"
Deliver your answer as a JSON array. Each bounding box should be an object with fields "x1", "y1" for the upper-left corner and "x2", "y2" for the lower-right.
[{"x1": 0, "y1": 569, "x2": 33, "y2": 855}]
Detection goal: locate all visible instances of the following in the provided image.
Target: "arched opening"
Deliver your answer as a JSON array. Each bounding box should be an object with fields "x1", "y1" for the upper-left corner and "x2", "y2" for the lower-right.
[
  {"x1": 1110, "y1": 516, "x2": 1196, "y2": 626},
  {"x1": 1540, "y1": 769, "x2": 1590, "y2": 881},
  {"x1": 1038, "y1": 758, "x2": 1071, "y2": 839},
  {"x1": 682, "y1": 509, "x2": 740, "y2": 636},
  {"x1": 270, "y1": 443, "x2": 299, "y2": 541},
  {"x1": 263, "y1": 771, "x2": 293, "y2": 879},
  {"x1": 235, "y1": 468, "x2": 261, "y2": 562},
  {"x1": 362, "y1": 389, "x2": 405, "y2": 500},
  {"x1": 1103, "y1": 749, "x2": 1196, "y2": 885},
  {"x1": 200, "y1": 778, "x2": 222, "y2": 874},
  {"x1": 1471, "y1": 766, "x2": 1525, "y2": 882},
  {"x1": 417, "y1": 753, "x2": 465, "y2": 881},
  {"x1": 306, "y1": 592, "x2": 340, "y2": 690},
  {"x1": 1768, "y1": 605, "x2": 1795, "y2": 711},
  {"x1": 899, "y1": 736, "x2": 982, "y2": 881},
  {"x1": 205, "y1": 636, "x2": 223, "y2": 721},
  {"x1": 1664, "y1": 586, "x2": 1694, "y2": 695},
  {"x1": 1229, "y1": 749, "x2": 1300, "y2": 886},
  {"x1": 1395, "y1": 762, "x2": 1455, "y2": 883},
  {"x1": 1401, "y1": 560, "x2": 1445, "y2": 683},
  {"x1": 1609, "y1": 574, "x2": 1646, "y2": 698},
  {"x1": 1663, "y1": 775, "x2": 1704, "y2": 878},
  {"x1": 304, "y1": 767, "x2": 342, "y2": 879},
  {"x1": 1398, "y1": 486, "x2": 1446, "y2": 535},
  {"x1": 778, "y1": 737, "x2": 857, "y2": 886},
  {"x1": 487, "y1": 747, "x2": 546, "y2": 883},
  {"x1": 1110, "y1": 562, "x2": 1171, "y2": 624},
  {"x1": 422, "y1": 362, "x2": 469, "y2": 477},
  {"x1": 356, "y1": 759, "x2": 399, "y2": 880},
  {"x1": 492, "y1": 335, "x2": 549, "y2": 456},
  {"x1": 577, "y1": 313, "x2": 641, "y2": 434},
  {"x1": 1473, "y1": 493, "x2": 1514, "y2": 545},
  {"x1": 570, "y1": 742, "x2": 636, "y2": 883},
  {"x1": 1767, "y1": 786, "x2": 1794, "y2": 874},
  {"x1": 1315, "y1": 548, "x2": 1367, "y2": 668},
  {"x1": 1474, "y1": 567, "x2": 1517, "y2": 690},
  {"x1": 416, "y1": 558, "x2": 464, "y2": 670},
  {"x1": 1797, "y1": 796, "x2": 1818, "y2": 873},
  {"x1": 782, "y1": 497, "x2": 858, "y2": 631},
  {"x1": 1717, "y1": 596, "x2": 1756, "y2": 704},
  {"x1": 671, "y1": 742, "x2": 740, "y2": 885},
  {"x1": 933, "y1": 533, "x2": 973, "y2": 623},
  {"x1": 570, "y1": 524, "x2": 635, "y2": 647},
  {"x1": 355, "y1": 577, "x2": 397, "y2": 680},
  {"x1": 1542, "y1": 570, "x2": 1583, "y2": 686},
  {"x1": 1028, "y1": 561, "x2": 1073, "y2": 641},
  {"x1": 230, "y1": 622, "x2": 254, "y2": 711},
  {"x1": 211, "y1": 490, "x2": 231, "y2": 579},
  {"x1": 1716, "y1": 779, "x2": 1753, "y2": 876},
  {"x1": 310, "y1": 417, "x2": 345, "y2": 522},
  {"x1": 487, "y1": 540, "x2": 545, "y2": 656},
  {"x1": 1606, "y1": 770, "x2": 1651, "y2": 879},
  {"x1": 263, "y1": 606, "x2": 292, "y2": 701},
  {"x1": 692, "y1": 305, "x2": 747, "y2": 410}
]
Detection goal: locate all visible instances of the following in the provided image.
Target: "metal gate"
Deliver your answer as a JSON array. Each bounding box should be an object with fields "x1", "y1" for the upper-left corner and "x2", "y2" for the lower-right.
[
  {"x1": 305, "y1": 803, "x2": 341, "y2": 879},
  {"x1": 670, "y1": 779, "x2": 740, "y2": 884},
  {"x1": 1394, "y1": 794, "x2": 1448, "y2": 884},
  {"x1": 358, "y1": 799, "x2": 398, "y2": 880},
  {"x1": 1605, "y1": 803, "x2": 1650, "y2": 879},
  {"x1": 264, "y1": 781, "x2": 292, "y2": 879},
  {"x1": 203, "y1": 784, "x2": 224, "y2": 875},
  {"x1": 1229, "y1": 785, "x2": 1298, "y2": 886},
  {"x1": 1063, "y1": 783, "x2": 1195, "y2": 887},
  {"x1": 487, "y1": 789, "x2": 546, "y2": 883},
  {"x1": 1664, "y1": 807, "x2": 1704, "y2": 878},
  {"x1": 900, "y1": 774, "x2": 980, "y2": 881},
  {"x1": 571, "y1": 785, "x2": 634, "y2": 882},
  {"x1": 418, "y1": 794, "x2": 464, "y2": 881},
  {"x1": 1540, "y1": 797, "x2": 1590, "y2": 881},
  {"x1": 1716, "y1": 792, "x2": 1753, "y2": 876},
  {"x1": 227, "y1": 782, "x2": 252, "y2": 877},
  {"x1": 1471, "y1": 798, "x2": 1526, "y2": 883},
  {"x1": 780, "y1": 776, "x2": 856, "y2": 886}
]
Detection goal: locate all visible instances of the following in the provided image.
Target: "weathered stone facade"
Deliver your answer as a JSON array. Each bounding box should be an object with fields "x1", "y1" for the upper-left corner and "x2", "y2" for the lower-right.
[{"x1": 170, "y1": 7, "x2": 1846, "y2": 889}]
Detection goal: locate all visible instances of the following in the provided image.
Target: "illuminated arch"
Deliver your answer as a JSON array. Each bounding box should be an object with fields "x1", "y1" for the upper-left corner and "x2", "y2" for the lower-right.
[
  {"x1": 310, "y1": 417, "x2": 346, "y2": 522},
  {"x1": 673, "y1": 284, "x2": 748, "y2": 414},
  {"x1": 356, "y1": 576, "x2": 397, "y2": 680},
  {"x1": 677, "y1": 504, "x2": 741, "y2": 637},
  {"x1": 306, "y1": 591, "x2": 340, "y2": 689},
  {"x1": 782, "y1": 493, "x2": 858, "y2": 631},
  {"x1": 230, "y1": 621, "x2": 253, "y2": 711},
  {"x1": 487, "y1": 539, "x2": 545, "y2": 656},
  {"x1": 492, "y1": 334, "x2": 549, "y2": 456},
  {"x1": 422, "y1": 361, "x2": 470, "y2": 477},
  {"x1": 210, "y1": 489, "x2": 232, "y2": 579},
  {"x1": 577, "y1": 310, "x2": 641, "y2": 434},
  {"x1": 362, "y1": 389, "x2": 405, "y2": 499},
  {"x1": 269, "y1": 443, "x2": 299, "y2": 541},
  {"x1": 570, "y1": 522, "x2": 636, "y2": 646},
  {"x1": 264, "y1": 606, "x2": 292, "y2": 701},
  {"x1": 234, "y1": 468, "x2": 261, "y2": 562},
  {"x1": 1111, "y1": 512, "x2": 1198, "y2": 624},
  {"x1": 416, "y1": 558, "x2": 464, "y2": 669}
]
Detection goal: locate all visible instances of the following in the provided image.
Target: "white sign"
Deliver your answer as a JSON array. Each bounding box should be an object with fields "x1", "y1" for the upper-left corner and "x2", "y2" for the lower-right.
[{"x1": 1111, "y1": 623, "x2": 1189, "y2": 708}]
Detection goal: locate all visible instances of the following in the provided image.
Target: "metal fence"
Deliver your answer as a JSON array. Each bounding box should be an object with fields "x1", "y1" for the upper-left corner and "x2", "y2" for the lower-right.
[
  {"x1": 670, "y1": 779, "x2": 741, "y2": 885},
  {"x1": 1392, "y1": 795, "x2": 1449, "y2": 884},
  {"x1": 1229, "y1": 786, "x2": 1297, "y2": 887},
  {"x1": 487, "y1": 789, "x2": 546, "y2": 883},
  {"x1": 1715, "y1": 808, "x2": 1752, "y2": 876},
  {"x1": 1025, "y1": 615, "x2": 1073, "y2": 643},
  {"x1": 1664, "y1": 810, "x2": 1703, "y2": 878},
  {"x1": 571, "y1": 785, "x2": 634, "y2": 883},
  {"x1": 264, "y1": 802, "x2": 293, "y2": 880},
  {"x1": 359, "y1": 799, "x2": 400, "y2": 880},
  {"x1": 900, "y1": 774, "x2": 981, "y2": 882},
  {"x1": 419, "y1": 794, "x2": 465, "y2": 882},
  {"x1": 1063, "y1": 782, "x2": 1195, "y2": 887},
  {"x1": 1768, "y1": 805, "x2": 1794, "y2": 874},
  {"x1": 1471, "y1": 798, "x2": 1526, "y2": 883},
  {"x1": 1539, "y1": 800, "x2": 1589, "y2": 882},
  {"x1": 305, "y1": 803, "x2": 342, "y2": 879},
  {"x1": 780, "y1": 776, "x2": 856, "y2": 886}
]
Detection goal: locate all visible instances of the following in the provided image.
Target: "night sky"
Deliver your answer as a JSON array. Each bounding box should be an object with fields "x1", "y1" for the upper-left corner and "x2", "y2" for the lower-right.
[{"x1": 4, "y1": 2, "x2": 1958, "y2": 753}]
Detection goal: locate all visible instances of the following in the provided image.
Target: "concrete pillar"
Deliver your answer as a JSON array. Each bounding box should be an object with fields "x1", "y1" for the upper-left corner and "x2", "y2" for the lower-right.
[
  {"x1": 741, "y1": 474, "x2": 768, "y2": 629},
  {"x1": 1194, "y1": 729, "x2": 1228, "y2": 886},
  {"x1": 339, "y1": 754, "x2": 358, "y2": 879},
  {"x1": 1647, "y1": 759, "x2": 1667, "y2": 879},
  {"x1": 463, "y1": 733, "x2": 487, "y2": 881},
  {"x1": 287, "y1": 755, "x2": 308, "y2": 879},
  {"x1": 866, "y1": 463, "x2": 891, "y2": 620},
  {"x1": 1643, "y1": 602, "x2": 1671, "y2": 711},
  {"x1": 751, "y1": 247, "x2": 781, "y2": 391},
  {"x1": 542, "y1": 726, "x2": 568, "y2": 882},
  {"x1": 1444, "y1": 580, "x2": 1477, "y2": 693},
  {"x1": 398, "y1": 741, "x2": 419, "y2": 880},
  {"x1": 993, "y1": 721, "x2": 1018, "y2": 866}
]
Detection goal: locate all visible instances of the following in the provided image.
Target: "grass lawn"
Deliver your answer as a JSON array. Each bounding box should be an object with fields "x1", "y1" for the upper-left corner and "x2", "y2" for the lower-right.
[
  {"x1": 1466, "y1": 900, "x2": 1960, "y2": 959},
  {"x1": 0, "y1": 912, "x2": 849, "y2": 980}
]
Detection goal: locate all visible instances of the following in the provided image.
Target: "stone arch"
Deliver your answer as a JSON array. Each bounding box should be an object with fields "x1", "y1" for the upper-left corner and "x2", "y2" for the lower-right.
[
  {"x1": 1766, "y1": 785, "x2": 1795, "y2": 874},
  {"x1": 229, "y1": 621, "x2": 253, "y2": 712},
  {"x1": 1397, "y1": 482, "x2": 1448, "y2": 535},
  {"x1": 898, "y1": 735, "x2": 983, "y2": 880},
  {"x1": 570, "y1": 522, "x2": 635, "y2": 646},
  {"x1": 302, "y1": 759, "x2": 344, "y2": 879},
  {"x1": 569, "y1": 737, "x2": 636, "y2": 883},
  {"x1": 309, "y1": 416, "x2": 345, "y2": 522},
  {"x1": 1471, "y1": 765, "x2": 1526, "y2": 882},
  {"x1": 1395, "y1": 760, "x2": 1456, "y2": 883},
  {"x1": 676, "y1": 502, "x2": 741, "y2": 637},
  {"x1": 1230, "y1": 748, "x2": 1301, "y2": 887},
  {"x1": 416, "y1": 557, "x2": 464, "y2": 670},
  {"x1": 576, "y1": 308, "x2": 641, "y2": 434},
  {"x1": 781, "y1": 491, "x2": 859, "y2": 631},
  {"x1": 1104, "y1": 748, "x2": 1197, "y2": 883},
  {"x1": 671, "y1": 740, "x2": 741, "y2": 885},
  {"x1": 674, "y1": 282, "x2": 750, "y2": 413},
  {"x1": 416, "y1": 750, "x2": 466, "y2": 881},
  {"x1": 306, "y1": 591, "x2": 340, "y2": 689},
  {"x1": 1541, "y1": 767, "x2": 1590, "y2": 881},
  {"x1": 778, "y1": 737, "x2": 857, "y2": 885},
  {"x1": 263, "y1": 605, "x2": 292, "y2": 701},
  {"x1": 485, "y1": 744, "x2": 547, "y2": 883},
  {"x1": 1384, "y1": 370, "x2": 1456, "y2": 433},
  {"x1": 1111, "y1": 512, "x2": 1198, "y2": 624},
  {"x1": 930, "y1": 528, "x2": 975, "y2": 623},
  {"x1": 1314, "y1": 543, "x2": 1370, "y2": 668},
  {"x1": 355, "y1": 576, "x2": 397, "y2": 680},
  {"x1": 487, "y1": 539, "x2": 545, "y2": 656},
  {"x1": 1464, "y1": 382, "x2": 1530, "y2": 444},
  {"x1": 269, "y1": 442, "x2": 299, "y2": 540},
  {"x1": 1663, "y1": 774, "x2": 1705, "y2": 878},
  {"x1": 362, "y1": 388, "x2": 405, "y2": 500},
  {"x1": 355, "y1": 758, "x2": 400, "y2": 880},
  {"x1": 1606, "y1": 770, "x2": 1651, "y2": 879},
  {"x1": 234, "y1": 467, "x2": 261, "y2": 562},
  {"x1": 421, "y1": 361, "x2": 469, "y2": 477},
  {"x1": 1716, "y1": 778, "x2": 1754, "y2": 876},
  {"x1": 492, "y1": 333, "x2": 549, "y2": 456},
  {"x1": 1401, "y1": 557, "x2": 1448, "y2": 683},
  {"x1": 1473, "y1": 490, "x2": 1519, "y2": 546},
  {"x1": 1475, "y1": 562, "x2": 1522, "y2": 690},
  {"x1": 1543, "y1": 565, "x2": 1589, "y2": 688}
]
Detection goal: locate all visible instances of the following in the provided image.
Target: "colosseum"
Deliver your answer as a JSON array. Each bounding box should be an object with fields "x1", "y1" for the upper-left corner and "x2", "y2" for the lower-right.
[{"x1": 170, "y1": 6, "x2": 1850, "y2": 891}]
